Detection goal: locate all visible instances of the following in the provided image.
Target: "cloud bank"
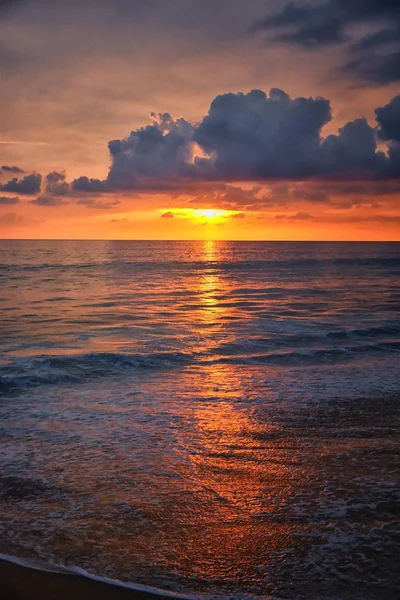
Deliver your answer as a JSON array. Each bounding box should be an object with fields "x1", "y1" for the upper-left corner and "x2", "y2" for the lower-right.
[
  {"x1": 2, "y1": 88, "x2": 399, "y2": 209},
  {"x1": 250, "y1": 0, "x2": 400, "y2": 84},
  {"x1": 69, "y1": 88, "x2": 400, "y2": 192}
]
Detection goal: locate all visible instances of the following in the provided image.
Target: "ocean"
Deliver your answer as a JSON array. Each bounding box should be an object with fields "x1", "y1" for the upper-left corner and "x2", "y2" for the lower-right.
[{"x1": 0, "y1": 240, "x2": 399, "y2": 599}]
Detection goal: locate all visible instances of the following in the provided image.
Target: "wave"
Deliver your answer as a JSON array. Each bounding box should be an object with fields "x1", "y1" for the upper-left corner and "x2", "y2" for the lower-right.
[
  {"x1": 215, "y1": 341, "x2": 400, "y2": 367},
  {"x1": 216, "y1": 325, "x2": 400, "y2": 354},
  {"x1": 1, "y1": 336, "x2": 399, "y2": 395},
  {"x1": 0, "y1": 351, "x2": 193, "y2": 394},
  {"x1": 1, "y1": 255, "x2": 399, "y2": 275},
  {"x1": 327, "y1": 325, "x2": 400, "y2": 339}
]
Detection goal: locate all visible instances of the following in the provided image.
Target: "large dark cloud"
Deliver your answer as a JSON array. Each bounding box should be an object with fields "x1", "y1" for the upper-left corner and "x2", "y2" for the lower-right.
[
  {"x1": 320, "y1": 118, "x2": 386, "y2": 176},
  {"x1": 375, "y1": 95, "x2": 400, "y2": 177},
  {"x1": 251, "y1": 1, "x2": 400, "y2": 84},
  {"x1": 0, "y1": 172, "x2": 42, "y2": 194},
  {"x1": 343, "y1": 49, "x2": 400, "y2": 86},
  {"x1": 70, "y1": 88, "x2": 399, "y2": 192},
  {"x1": 251, "y1": 1, "x2": 400, "y2": 44},
  {"x1": 106, "y1": 113, "x2": 195, "y2": 190},
  {"x1": 193, "y1": 89, "x2": 332, "y2": 179}
]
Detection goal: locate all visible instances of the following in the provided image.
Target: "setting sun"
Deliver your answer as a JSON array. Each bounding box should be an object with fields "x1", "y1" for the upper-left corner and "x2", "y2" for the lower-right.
[
  {"x1": 193, "y1": 209, "x2": 229, "y2": 222},
  {"x1": 160, "y1": 208, "x2": 236, "y2": 224},
  {"x1": 176, "y1": 208, "x2": 233, "y2": 223}
]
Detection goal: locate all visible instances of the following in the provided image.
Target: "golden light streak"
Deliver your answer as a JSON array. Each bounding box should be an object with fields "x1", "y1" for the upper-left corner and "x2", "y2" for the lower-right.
[{"x1": 160, "y1": 208, "x2": 237, "y2": 223}]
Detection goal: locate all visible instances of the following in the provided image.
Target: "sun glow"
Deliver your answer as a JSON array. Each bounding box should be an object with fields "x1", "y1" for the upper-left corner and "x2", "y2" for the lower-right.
[
  {"x1": 162, "y1": 208, "x2": 234, "y2": 224},
  {"x1": 195, "y1": 209, "x2": 227, "y2": 221}
]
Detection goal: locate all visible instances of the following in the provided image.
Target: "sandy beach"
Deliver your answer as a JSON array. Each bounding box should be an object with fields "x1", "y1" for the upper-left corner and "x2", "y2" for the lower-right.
[{"x1": 0, "y1": 559, "x2": 178, "y2": 600}]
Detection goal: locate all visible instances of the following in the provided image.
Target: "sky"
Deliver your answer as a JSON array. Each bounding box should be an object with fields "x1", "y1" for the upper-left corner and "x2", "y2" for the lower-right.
[{"x1": 0, "y1": 0, "x2": 399, "y2": 240}]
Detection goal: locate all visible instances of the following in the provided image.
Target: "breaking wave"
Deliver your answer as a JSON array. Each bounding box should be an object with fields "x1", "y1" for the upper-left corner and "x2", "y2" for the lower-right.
[{"x1": 0, "y1": 351, "x2": 193, "y2": 393}]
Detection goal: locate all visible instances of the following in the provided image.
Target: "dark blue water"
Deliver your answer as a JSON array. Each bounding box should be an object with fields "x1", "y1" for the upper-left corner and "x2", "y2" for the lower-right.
[{"x1": 1, "y1": 241, "x2": 399, "y2": 599}]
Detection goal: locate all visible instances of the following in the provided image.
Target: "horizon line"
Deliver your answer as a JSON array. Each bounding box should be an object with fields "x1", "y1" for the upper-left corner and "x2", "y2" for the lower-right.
[{"x1": 0, "y1": 238, "x2": 399, "y2": 243}]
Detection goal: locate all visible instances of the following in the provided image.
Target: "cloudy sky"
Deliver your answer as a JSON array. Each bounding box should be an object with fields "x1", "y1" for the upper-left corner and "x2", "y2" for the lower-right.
[{"x1": 1, "y1": 0, "x2": 399, "y2": 240}]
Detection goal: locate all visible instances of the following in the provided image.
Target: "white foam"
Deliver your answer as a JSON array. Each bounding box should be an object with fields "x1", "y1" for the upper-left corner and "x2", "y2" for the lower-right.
[{"x1": 0, "y1": 553, "x2": 276, "y2": 600}]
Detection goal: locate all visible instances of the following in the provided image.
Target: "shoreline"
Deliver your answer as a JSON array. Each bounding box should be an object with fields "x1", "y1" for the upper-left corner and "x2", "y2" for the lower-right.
[{"x1": 0, "y1": 556, "x2": 194, "y2": 600}]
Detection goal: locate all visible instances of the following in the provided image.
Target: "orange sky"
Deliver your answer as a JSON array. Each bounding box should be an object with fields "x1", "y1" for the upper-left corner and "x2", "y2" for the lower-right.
[
  {"x1": 2, "y1": 194, "x2": 398, "y2": 241},
  {"x1": 0, "y1": 0, "x2": 399, "y2": 241}
]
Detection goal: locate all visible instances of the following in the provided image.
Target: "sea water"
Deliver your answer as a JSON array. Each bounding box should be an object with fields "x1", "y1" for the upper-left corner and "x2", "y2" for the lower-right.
[{"x1": 1, "y1": 240, "x2": 399, "y2": 599}]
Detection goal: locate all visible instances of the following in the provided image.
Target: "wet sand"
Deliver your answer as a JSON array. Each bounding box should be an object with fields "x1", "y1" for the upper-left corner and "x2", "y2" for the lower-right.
[{"x1": 0, "y1": 559, "x2": 179, "y2": 600}]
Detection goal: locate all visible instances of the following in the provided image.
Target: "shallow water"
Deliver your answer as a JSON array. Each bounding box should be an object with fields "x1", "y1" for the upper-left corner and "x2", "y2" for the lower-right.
[{"x1": 1, "y1": 241, "x2": 400, "y2": 599}]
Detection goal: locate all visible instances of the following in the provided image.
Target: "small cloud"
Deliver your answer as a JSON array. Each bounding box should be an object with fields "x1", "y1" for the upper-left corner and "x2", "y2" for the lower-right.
[
  {"x1": 0, "y1": 212, "x2": 40, "y2": 226},
  {"x1": 377, "y1": 215, "x2": 400, "y2": 224},
  {"x1": 292, "y1": 188, "x2": 330, "y2": 203},
  {"x1": 292, "y1": 211, "x2": 315, "y2": 220},
  {"x1": 30, "y1": 194, "x2": 68, "y2": 206},
  {"x1": 1, "y1": 165, "x2": 24, "y2": 174},
  {"x1": 45, "y1": 171, "x2": 70, "y2": 196},
  {"x1": 72, "y1": 176, "x2": 109, "y2": 192},
  {"x1": 275, "y1": 212, "x2": 315, "y2": 221},
  {"x1": 77, "y1": 197, "x2": 120, "y2": 210},
  {"x1": 0, "y1": 195, "x2": 19, "y2": 205},
  {"x1": 231, "y1": 212, "x2": 246, "y2": 219},
  {"x1": 0, "y1": 173, "x2": 42, "y2": 195},
  {"x1": 161, "y1": 211, "x2": 174, "y2": 218},
  {"x1": 189, "y1": 186, "x2": 269, "y2": 210}
]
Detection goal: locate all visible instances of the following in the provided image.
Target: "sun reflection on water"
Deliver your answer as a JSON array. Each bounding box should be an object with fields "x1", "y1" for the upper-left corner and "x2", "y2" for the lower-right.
[{"x1": 197, "y1": 240, "x2": 228, "y2": 327}]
